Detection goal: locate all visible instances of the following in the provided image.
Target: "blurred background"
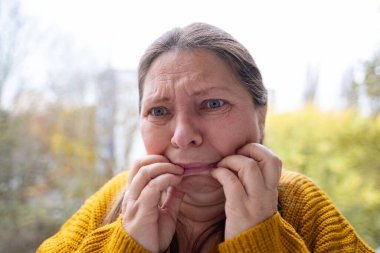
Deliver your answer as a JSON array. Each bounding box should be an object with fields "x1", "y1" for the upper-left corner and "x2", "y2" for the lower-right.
[{"x1": 0, "y1": 0, "x2": 379, "y2": 252}]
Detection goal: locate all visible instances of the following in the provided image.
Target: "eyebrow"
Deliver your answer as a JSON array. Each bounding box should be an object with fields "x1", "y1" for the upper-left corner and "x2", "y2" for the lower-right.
[
  {"x1": 142, "y1": 96, "x2": 172, "y2": 104},
  {"x1": 191, "y1": 86, "x2": 233, "y2": 96},
  {"x1": 142, "y1": 86, "x2": 234, "y2": 105}
]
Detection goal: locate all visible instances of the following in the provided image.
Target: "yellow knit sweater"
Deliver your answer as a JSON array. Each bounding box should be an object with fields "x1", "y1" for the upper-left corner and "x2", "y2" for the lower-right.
[{"x1": 37, "y1": 170, "x2": 375, "y2": 252}]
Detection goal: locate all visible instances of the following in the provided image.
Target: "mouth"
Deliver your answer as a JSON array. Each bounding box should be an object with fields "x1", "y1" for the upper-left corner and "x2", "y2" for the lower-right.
[{"x1": 175, "y1": 162, "x2": 218, "y2": 176}]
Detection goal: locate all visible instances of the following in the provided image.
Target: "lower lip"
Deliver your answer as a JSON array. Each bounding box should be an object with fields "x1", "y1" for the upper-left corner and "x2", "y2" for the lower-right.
[{"x1": 181, "y1": 163, "x2": 217, "y2": 176}]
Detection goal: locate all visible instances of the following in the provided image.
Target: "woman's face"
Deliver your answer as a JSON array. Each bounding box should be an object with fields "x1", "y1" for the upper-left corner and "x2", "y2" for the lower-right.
[{"x1": 140, "y1": 49, "x2": 266, "y2": 194}]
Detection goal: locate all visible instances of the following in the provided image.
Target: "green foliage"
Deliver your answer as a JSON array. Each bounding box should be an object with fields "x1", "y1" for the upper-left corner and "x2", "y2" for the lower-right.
[
  {"x1": 363, "y1": 53, "x2": 380, "y2": 115},
  {"x1": 265, "y1": 105, "x2": 380, "y2": 248},
  {"x1": 0, "y1": 105, "x2": 107, "y2": 253}
]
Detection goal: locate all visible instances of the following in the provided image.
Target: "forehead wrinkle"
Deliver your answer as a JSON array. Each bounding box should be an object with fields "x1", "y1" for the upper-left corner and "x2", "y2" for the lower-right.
[
  {"x1": 143, "y1": 49, "x2": 243, "y2": 103},
  {"x1": 144, "y1": 68, "x2": 244, "y2": 104},
  {"x1": 142, "y1": 80, "x2": 175, "y2": 105},
  {"x1": 154, "y1": 69, "x2": 202, "y2": 98}
]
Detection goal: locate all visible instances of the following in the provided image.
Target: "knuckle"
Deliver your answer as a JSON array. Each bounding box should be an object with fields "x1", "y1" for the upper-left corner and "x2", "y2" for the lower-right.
[
  {"x1": 139, "y1": 166, "x2": 152, "y2": 180},
  {"x1": 272, "y1": 155, "x2": 282, "y2": 168},
  {"x1": 132, "y1": 158, "x2": 145, "y2": 170},
  {"x1": 146, "y1": 178, "x2": 160, "y2": 191},
  {"x1": 247, "y1": 159, "x2": 258, "y2": 170},
  {"x1": 226, "y1": 172, "x2": 240, "y2": 184},
  {"x1": 124, "y1": 188, "x2": 135, "y2": 200}
]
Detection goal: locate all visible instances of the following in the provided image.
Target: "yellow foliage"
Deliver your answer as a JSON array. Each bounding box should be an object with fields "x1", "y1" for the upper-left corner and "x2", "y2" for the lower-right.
[
  {"x1": 51, "y1": 131, "x2": 95, "y2": 167},
  {"x1": 265, "y1": 105, "x2": 380, "y2": 248}
]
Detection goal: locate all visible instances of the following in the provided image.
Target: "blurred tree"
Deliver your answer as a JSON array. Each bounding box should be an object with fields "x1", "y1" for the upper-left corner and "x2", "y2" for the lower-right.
[
  {"x1": 0, "y1": 0, "x2": 37, "y2": 107},
  {"x1": 0, "y1": 68, "x2": 140, "y2": 253},
  {"x1": 95, "y1": 69, "x2": 138, "y2": 177},
  {"x1": 266, "y1": 106, "x2": 380, "y2": 248},
  {"x1": 0, "y1": 92, "x2": 101, "y2": 253},
  {"x1": 0, "y1": 109, "x2": 12, "y2": 204},
  {"x1": 0, "y1": 98, "x2": 54, "y2": 252},
  {"x1": 303, "y1": 64, "x2": 319, "y2": 104},
  {"x1": 0, "y1": 2, "x2": 106, "y2": 251},
  {"x1": 343, "y1": 52, "x2": 380, "y2": 116},
  {"x1": 363, "y1": 53, "x2": 380, "y2": 116},
  {"x1": 0, "y1": 1, "x2": 50, "y2": 251},
  {"x1": 95, "y1": 70, "x2": 117, "y2": 179},
  {"x1": 341, "y1": 67, "x2": 360, "y2": 109},
  {"x1": 0, "y1": 0, "x2": 20, "y2": 102}
]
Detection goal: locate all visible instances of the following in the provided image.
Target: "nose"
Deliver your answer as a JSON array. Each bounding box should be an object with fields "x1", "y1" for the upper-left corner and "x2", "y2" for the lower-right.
[{"x1": 171, "y1": 114, "x2": 203, "y2": 149}]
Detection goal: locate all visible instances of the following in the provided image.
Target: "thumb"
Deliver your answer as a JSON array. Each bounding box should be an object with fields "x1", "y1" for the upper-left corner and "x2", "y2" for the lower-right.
[{"x1": 161, "y1": 186, "x2": 184, "y2": 220}]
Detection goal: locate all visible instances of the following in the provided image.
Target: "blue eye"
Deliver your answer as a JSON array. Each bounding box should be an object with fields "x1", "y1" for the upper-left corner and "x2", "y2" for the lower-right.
[
  {"x1": 206, "y1": 99, "x2": 224, "y2": 109},
  {"x1": 150, "y1": 107, "x2": 168, "y2": 116}
]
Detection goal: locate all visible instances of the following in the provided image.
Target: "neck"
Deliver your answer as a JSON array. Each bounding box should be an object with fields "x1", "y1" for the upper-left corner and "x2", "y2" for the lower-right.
[
  {"x1": 180, "y1": 195, "x2": 225, "y2": 221},
  {"x1": 175, "y1": 210, "x2": 224, "y2": 253},
  {"x1": 174, "y1": 191, "x2": 225, "y2": 253},
  {"x1": 161, "y1": 174, "x2": 226, "y2": 252},
  {"x1": 178, "y1": 179, "x2": 225, "y2": 223}
]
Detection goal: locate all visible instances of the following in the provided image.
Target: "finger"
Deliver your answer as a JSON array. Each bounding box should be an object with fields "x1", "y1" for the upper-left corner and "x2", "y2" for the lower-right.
[
  {"x1": 160, "y1": 186, "x2": 184, "y2": 222},
  {"x1": 237, "y1": 143, "x2": 282, "y2": 188},
  {"x1": 138, "y1": 174, "x2": 183, "y2": 209},
  {"x1": 128, "y1": 155, "x2": 170, "y2": 185},
  {"x1": 210, "y1": 167, "x2": 246, "y2": 204},
  {"x1": 217, "y1": 155, "x2": 264, "y2": 193},
  {"x1": 161, "y1": 186, "x2": 184, "y2": 209},
  {"x1": 126, "y1": 162, "x2": 184, "y2": 201},
  {"x1": 237, "y1": 143, "x2": 273, "y2": 163}
]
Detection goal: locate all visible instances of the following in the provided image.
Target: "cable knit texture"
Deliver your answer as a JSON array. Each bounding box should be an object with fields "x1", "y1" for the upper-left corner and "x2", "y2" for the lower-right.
[{"x1": 37, "y1": 170, "x2": 375, "y2": 253}]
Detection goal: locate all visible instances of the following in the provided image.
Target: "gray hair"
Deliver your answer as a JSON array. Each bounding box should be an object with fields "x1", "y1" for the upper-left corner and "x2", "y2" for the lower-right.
[{"x1": 137, "y1": 22, "x2": 267, "y2": 111}]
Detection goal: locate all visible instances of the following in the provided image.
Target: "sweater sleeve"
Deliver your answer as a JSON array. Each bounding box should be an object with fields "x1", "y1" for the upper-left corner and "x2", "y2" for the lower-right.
[
  {"x1": 218, "y1": 170, "x2": 375, "y2": 253},
  {"x1": 218, "y1": 212, "x2": 310, "y2": 252},
  {"x1": 279, "y1": 171, "x2": 375, "y2": 252},
  {"x1": 36, "y1": 172, "x2": 149, "y2": 253}
]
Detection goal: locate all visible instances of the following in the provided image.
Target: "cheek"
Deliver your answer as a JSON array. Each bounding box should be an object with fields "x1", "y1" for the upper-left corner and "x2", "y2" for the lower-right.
[
  {"x1": 141, "y1": 124, "x2": 171, "y2": 154},
  {"x1": 209, "y1": 130, "x2": 248, "y2": 155},
  {"x1": 208, "y1": 118, "x2": 261, "y2": 155}
]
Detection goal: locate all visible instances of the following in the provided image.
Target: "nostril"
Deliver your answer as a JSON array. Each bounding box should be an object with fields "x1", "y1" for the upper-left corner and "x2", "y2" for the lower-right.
[
  {"x1": 171, "y1": 119, "x2": 203, "y2": 148},
  {"x1": 171, "y1": 138, "x2": 179, "y2": 148}
]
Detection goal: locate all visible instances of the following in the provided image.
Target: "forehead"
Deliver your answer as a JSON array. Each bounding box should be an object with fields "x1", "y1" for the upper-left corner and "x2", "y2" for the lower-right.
[
  {"x1": 142, "y1": 49, "x2": 243, "y2": 97},
  {"x1": 147, "y1": 49, "x2": 231, "y2": 76}
]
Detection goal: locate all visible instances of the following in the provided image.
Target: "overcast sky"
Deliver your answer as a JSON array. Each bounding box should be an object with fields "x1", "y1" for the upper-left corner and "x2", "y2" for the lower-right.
[{"x1": 22, "y1": 0, "x2": 380, "y2": 111}]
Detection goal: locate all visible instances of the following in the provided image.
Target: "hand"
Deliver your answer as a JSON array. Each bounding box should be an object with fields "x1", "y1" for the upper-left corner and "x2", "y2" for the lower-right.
[
  {"x1": 121, "y1": 155, "x2": 184, "y2": 253},
  {"x1": 210, "y1": 143, "x2": 282, "y2": 240}
]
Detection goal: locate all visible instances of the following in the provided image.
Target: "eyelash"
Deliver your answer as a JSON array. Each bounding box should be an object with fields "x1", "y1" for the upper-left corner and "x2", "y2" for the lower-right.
[
  {"x1": 149, "y1": 106, "x2": 170, "y2": 117},
  {"x1": 147, "y1": 99, "x2": 227, "y2": 117},
  {"x1": 202, "y1": 99, "x2": 225, "y2": 109}
]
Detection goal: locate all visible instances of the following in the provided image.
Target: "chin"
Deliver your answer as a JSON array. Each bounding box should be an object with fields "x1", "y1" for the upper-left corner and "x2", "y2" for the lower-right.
[{"x1": 178, "y1": 172, "x2": 221, "y2": 193}]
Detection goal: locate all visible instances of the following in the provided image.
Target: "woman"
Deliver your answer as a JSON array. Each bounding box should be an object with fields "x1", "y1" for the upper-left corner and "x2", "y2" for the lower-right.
[{"x1": 37, "y1": 23, "x2": 375, "y2": 253}]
